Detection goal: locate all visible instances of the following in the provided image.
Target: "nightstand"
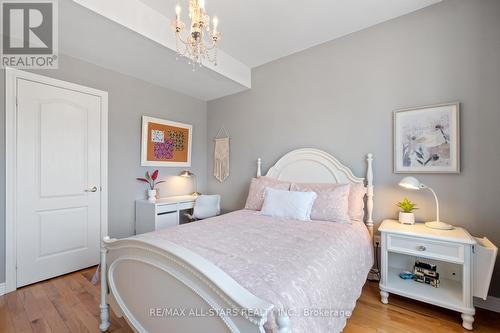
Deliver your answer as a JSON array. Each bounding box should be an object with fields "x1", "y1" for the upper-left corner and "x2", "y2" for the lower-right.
[{"x1": 378, "y1": 219, "x2": 477, "y2": 330}]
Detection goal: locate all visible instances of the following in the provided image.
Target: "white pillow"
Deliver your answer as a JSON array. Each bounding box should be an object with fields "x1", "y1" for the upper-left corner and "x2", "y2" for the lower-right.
[{"x1": 260, "y1": 187, "x2": 317, "y2": 221}]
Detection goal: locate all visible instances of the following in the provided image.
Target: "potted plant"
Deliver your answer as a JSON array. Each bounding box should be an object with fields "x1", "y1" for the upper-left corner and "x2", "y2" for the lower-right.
[
  {"x1": 396, "y1": 198, "x2": 418, "y2": 225},
  {"x1": 137, "y1": 170, "x2": 165, "y2": 201}
]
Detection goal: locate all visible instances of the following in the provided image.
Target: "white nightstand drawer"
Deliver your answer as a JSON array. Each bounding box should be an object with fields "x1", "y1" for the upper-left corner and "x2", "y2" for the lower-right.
[{"x1": 387, "y1": 234, "x2": 464, "y2": 263}]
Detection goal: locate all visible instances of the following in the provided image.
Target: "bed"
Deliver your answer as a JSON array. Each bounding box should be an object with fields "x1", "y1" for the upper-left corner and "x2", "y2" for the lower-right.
[{"x1": 99, "y1": 148, "x2": 375, "y2": 333}]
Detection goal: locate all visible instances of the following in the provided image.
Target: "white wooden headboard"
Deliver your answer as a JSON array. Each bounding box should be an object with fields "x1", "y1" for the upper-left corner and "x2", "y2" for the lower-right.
[{"x1": 257, "y1": 148, "x2": 374, "y2": 237}]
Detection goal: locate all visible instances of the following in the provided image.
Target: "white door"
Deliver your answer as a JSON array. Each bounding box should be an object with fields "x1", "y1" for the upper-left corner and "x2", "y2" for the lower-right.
[{"x1": 16, "y1": 78, "x2": 103, "y2": 287}]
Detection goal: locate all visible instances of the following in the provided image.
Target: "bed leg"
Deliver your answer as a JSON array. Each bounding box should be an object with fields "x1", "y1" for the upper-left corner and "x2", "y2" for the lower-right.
[
  {"x1": 276, "y1": 314, "x2": 292, "y2": 333},
  {"x1": 99, "y1": 240, "x2": 110, "y2": 332}
]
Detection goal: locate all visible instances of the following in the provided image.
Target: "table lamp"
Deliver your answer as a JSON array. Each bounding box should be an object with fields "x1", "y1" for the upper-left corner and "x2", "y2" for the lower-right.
[
  {"x1": 398, "y1": 176, "x2": 453, "y2": 230},
  {"x1": 179, "y1": 170, "x2": 199, "y2": 196}
]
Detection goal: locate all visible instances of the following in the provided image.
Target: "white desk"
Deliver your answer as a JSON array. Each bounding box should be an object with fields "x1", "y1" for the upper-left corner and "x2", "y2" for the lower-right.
[{"x1": 135, "y1": 195, "x2": 197, "y2": 235}]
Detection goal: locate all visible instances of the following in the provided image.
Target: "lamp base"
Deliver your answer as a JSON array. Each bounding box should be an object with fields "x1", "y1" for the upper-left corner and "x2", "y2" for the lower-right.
[{"x1": 425, "y1": 221, "x2": 454, "y2": 230}]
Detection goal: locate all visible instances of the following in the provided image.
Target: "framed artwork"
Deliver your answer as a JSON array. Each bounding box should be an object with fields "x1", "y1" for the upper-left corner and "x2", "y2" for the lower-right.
[
  {"x1": 394, "y1": 102, "x2": 460, "y2": 174},
  {"x1": 141, "y1": 116, "x2": 192, "y2": 167}
]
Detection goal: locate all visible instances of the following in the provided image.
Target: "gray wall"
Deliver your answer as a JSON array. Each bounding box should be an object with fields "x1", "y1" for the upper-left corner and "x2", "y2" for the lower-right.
[
  {"x1": 0, "y1": 66, "x2": 4, "y2": 284},
  {"x1": 207, "y1": 0, "x2": 500, "y2": 297},
  {"x1": 0, "y1": 54, "x2": 207, "y2": 282}
]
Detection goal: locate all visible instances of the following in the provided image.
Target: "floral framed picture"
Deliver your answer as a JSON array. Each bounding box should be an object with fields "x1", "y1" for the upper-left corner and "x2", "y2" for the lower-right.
[
  {"x1": 141, "y1": 116, "x2": 192, "y2": 167},
  {"x1": 393, "y1": 102, "x2": 460, "y2": 174}
]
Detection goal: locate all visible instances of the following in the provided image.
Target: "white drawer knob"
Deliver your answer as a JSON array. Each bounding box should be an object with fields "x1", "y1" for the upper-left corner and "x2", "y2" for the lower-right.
[{"x1": 417, "y1": 245, "x2": 427, "y2": 251}]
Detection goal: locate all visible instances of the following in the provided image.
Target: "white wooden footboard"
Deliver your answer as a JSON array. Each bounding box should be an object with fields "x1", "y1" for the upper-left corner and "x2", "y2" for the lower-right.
[{"x1": 99, "y1": 237, "x2": 289, "y2": 333}]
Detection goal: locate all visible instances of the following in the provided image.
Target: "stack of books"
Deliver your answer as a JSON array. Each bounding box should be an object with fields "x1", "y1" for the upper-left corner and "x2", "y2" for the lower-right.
[{"x1": 413, "y1": 260, "x2": 440, "y2": 288}]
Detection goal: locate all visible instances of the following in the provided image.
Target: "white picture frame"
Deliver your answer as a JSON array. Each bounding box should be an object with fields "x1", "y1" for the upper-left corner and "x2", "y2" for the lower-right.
[
  {"x1": 141, "y1": 116, "x2": 192, "y2": 167},
  {"x1": 394, "y1": 102, "x2": 460, "y2": 174}
]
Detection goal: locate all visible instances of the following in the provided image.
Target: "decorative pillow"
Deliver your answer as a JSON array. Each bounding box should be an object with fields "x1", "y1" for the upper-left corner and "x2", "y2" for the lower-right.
[
  {"x1": 348, "y1": 183, "x2": 366, "y2": 222},
  {"x1": 290, "y1": 183, "x2": 351, "y2": 223},
  {"x1": 244, "y1": 176, "x2": 291, "y2": 211},
  {"x1": 260, "y1": 188, "x2": 317, "y2": 221}
]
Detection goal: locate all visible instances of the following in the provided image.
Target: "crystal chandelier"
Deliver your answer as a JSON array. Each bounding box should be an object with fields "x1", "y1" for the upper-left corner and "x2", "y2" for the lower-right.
[{"x1": 171, "y1": 0, "x2": 221, "y2": 70}]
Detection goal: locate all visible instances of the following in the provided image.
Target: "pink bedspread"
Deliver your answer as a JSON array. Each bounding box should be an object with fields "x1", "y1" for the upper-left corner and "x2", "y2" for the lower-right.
[{"x1": 135, "y1": 209, "x2": 373, "y2": 333}]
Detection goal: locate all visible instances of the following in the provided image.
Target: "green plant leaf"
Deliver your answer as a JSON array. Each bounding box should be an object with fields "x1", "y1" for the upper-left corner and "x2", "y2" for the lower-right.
[{"x1": 396, "y1": 197, "x2": 418, "y2": 213}]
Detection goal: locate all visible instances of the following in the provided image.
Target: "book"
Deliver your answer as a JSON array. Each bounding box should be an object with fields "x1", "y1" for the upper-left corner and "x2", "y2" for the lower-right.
[
  {"x1": 413, "y1": 260, "x2": 440, "y2": 288},
  {"x1": 414, "y1": 260, "x2": 437, "y2": 271}
]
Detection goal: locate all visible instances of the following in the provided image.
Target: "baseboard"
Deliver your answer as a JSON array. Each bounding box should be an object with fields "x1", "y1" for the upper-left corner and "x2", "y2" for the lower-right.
[
  {"x1": 474, "y1": 296, "x2": 500, "y2": 313},
  {"x1": 0, "y1": 283, "x2": 5, "y2": 296}
]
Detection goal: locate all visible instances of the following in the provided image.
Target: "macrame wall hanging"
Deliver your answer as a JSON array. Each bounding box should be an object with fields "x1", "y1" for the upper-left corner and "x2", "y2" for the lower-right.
[{"x1": 214, "y1": 127, "x2": 230, "y2": 182}]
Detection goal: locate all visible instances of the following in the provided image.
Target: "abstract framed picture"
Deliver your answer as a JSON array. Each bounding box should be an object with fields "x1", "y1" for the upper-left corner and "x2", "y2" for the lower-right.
[
  {"x1": 141, "y1": 116, "x2": 192, "y2": 167},
  {"x1": 394, "y1": 102, "x2": 460, "y2": 174}
]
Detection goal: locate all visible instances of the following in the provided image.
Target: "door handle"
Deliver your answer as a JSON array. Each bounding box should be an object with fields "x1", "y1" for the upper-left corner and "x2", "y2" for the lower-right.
[{"x1": 85, "y1": 186, "x2": 98, "y2": 193}]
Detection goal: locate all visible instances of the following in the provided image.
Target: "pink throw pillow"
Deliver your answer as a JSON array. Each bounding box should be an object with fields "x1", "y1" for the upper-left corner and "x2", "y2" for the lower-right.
[
  {"x1": 290, "y1": 183, "x2": 350, "y2": 223},
  {"x1": 244, "y1": 176, "x2": 291, "y2": 211},
  {"x1": 348, "y1": 183, "x2": 366, "y2": 221}
]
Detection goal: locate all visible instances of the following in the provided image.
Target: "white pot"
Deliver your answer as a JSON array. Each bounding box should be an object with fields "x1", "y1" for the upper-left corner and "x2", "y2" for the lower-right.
[
  {"x1": 399, "y1": 212, "x2": 415, "y2": 225},
  {"x1": 147, "y1": 189, "x2": 157, "y2": 202}
]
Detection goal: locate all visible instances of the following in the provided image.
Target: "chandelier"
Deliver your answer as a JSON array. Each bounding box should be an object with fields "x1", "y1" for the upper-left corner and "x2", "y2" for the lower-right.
[{"x1": 171, "y1": 0, "x2": 221, "y2": 70}]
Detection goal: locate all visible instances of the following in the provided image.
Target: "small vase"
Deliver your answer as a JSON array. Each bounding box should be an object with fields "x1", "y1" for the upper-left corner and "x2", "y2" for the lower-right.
[
  {"x1": 147, "y1": 189, "x2": 157, "y2": 202},
  {"x1": 399, "y1": 212, "x2": 415, "y2": 225}
]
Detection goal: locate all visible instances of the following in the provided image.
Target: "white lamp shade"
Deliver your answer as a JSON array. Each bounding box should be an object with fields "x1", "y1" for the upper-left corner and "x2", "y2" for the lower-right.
[{"x1": 398, "y1": 176, "x2": 423, "y2": 190}]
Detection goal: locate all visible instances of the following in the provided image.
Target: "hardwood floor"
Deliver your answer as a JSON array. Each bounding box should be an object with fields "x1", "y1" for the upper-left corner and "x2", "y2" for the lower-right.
[
  {"x1": 346, "y1": 283, "x2": 500, "y2": 333},
  {"x1": 1, "y1": 267, "x2": 499, "y2": 332},
  {"x1": 0, "y1": 267, "x2": 132, "y2": 333}
]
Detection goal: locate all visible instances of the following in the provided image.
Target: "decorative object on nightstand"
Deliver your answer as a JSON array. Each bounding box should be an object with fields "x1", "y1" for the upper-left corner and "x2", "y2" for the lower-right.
[
  {"x1": 398, "y1": 176, "x2": 452, "y2": 230},
  {"x1": 398, "y1": 271, "x2": 414, "y2": 280},
  {"x1": 137, "y1": 169, "x2": 166, "y2": 202},
  {"x1": 396, "y1": 197, "x2": 417, "y2": 225},
  {"x1": 378, "y1": 219, "x2": 497, "y2": 330},
  {"x1": 179, "y1": 170, "x2": 200, "y2": 196}
]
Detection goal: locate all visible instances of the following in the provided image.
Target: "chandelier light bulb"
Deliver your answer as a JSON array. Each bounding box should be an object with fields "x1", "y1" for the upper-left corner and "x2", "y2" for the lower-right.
[
  {"x1": 175, "y1": 4, "x2": 181, "y2": 19},
  {"x1": 213, "y1": 16, "x2": 218, "y2": 32},
  {"x1": 199, "y1": 0, "x2": 205, "y2": 10}
]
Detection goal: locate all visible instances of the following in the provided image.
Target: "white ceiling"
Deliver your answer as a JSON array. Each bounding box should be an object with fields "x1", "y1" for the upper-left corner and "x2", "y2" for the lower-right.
[
  {"x1": 64, "y1": 0, "x2": 249, "y2": 100},
  {"x1": 67, "y1": 0, "x2": 441, "y2": 100},
  {"x1": 139, "y1": 0, "x2": 441, "y2": 68}
]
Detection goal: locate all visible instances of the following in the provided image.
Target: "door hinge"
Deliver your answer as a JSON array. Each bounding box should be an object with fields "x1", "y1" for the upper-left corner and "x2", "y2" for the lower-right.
[{"x1": 15, "y1": 96, "x2": 18, "y2": 107}]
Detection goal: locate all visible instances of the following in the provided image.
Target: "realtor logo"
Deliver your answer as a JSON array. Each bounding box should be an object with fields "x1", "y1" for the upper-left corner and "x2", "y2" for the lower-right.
[{"x1": 1, "y1": 0, "x2": 58, "y2": 68}]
